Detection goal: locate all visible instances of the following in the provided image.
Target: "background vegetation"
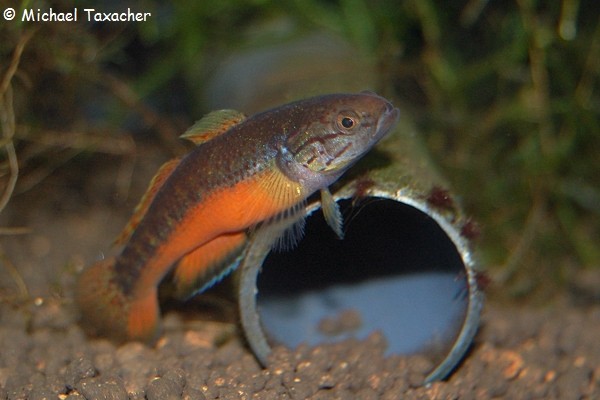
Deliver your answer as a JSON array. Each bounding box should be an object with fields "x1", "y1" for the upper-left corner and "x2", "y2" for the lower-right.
[{"x1": 1, "y1": 0, "x2": 599, "y2": 302}]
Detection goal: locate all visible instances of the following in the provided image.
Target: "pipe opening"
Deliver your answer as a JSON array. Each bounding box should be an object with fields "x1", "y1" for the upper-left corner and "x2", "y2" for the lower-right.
[{"x1": 256, "y1": 197, "x2": 470, "y2": 366}]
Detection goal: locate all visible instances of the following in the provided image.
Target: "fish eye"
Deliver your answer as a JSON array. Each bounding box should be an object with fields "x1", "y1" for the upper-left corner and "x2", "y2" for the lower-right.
[{"x1": 337, "y1": 112, "x2": 358, "y2": 130}]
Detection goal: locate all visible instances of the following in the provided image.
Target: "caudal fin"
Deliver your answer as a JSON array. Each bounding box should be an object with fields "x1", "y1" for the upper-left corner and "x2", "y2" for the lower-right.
[{"x1": 76, "y1": 257, "x2": 160, "y2": 342}]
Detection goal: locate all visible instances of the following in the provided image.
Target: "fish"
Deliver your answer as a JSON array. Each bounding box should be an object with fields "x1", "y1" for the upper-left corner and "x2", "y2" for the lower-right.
[{"x1": 76, "y1": 92, "x2": 400, "y2": 342}]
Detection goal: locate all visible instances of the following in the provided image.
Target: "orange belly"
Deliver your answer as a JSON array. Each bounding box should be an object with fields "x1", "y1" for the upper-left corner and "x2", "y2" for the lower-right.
[{"x1": 124, "y1": 167, "x2": 304, "y2": 339}]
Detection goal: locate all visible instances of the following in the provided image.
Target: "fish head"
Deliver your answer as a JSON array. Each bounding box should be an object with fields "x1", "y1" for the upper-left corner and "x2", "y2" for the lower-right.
[{"x1": 279, "y1": 92, "x2": 400, "y2": 192}]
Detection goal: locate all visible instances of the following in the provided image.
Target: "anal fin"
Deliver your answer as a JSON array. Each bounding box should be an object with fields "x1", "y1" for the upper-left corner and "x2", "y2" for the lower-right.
[{"x1": 173, "y1": 231, "x2": 248, "y2": 299}]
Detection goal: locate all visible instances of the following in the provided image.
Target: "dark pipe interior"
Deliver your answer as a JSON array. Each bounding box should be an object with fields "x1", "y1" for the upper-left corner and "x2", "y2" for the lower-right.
[
  {"x1": 256, "y1": 197, "x2": 469, "y2": 359},
  {"x1": 259, "y1": 198, "x2": 464, "y2": 292}
]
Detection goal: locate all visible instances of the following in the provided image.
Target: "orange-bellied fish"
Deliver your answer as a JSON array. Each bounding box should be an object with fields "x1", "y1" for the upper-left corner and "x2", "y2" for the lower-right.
[{"x1": 76, "y1": 92, "x2": 399, "y2": 342}]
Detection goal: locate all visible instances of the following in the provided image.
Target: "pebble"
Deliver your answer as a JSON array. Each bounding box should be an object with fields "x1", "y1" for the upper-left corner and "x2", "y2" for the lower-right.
[{"x1": 77, "y1": 377, "x2": 128, "y2": 400}]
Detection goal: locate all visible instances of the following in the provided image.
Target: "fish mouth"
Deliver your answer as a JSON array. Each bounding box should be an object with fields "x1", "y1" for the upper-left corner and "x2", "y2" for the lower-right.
[
  {"x1": 359, "y1": 91, "x2": 400, "y2": 143},
  {"x1": 374, "y1": 102, "x2": 400, "y2": 142},
  {"x1": 331, "y1": 99, "x2": 399, "y2": 174}
]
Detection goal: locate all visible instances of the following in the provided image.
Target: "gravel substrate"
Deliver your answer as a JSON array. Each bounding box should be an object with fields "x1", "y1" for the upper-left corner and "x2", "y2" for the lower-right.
[{"x1": 0, "y1": 294, "x2": 598, "y2": 399}]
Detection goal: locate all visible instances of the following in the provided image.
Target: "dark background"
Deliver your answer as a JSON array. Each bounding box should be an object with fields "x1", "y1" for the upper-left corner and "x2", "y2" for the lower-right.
[{"x1": 1, "y1": 0, "x2": 598, "y2": 315}]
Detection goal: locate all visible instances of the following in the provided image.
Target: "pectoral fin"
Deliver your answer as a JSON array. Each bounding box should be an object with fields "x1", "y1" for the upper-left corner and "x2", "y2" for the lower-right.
[
  {"x1": 321, "y1": 188, "x2": 344, "y2": 239},
  {"x1": 173, "y1": 231, "x2": 248, "y2": 299},
  {"x1": 247, "y1": 166, "x2": 307, "y2": 251},
  {"x1": 253, "y1": 202, "x2": 306, "y2": 252},
  {"x1": 180, "y1": 109, "x2": 246, "y2": 145},
  {"x1": 114, "y1": 157, "x2": 181, "y2": 246}
]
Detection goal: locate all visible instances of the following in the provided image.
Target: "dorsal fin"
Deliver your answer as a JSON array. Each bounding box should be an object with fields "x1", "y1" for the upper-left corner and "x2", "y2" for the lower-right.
[
  {"x1": 180, "y1": 109, "x2": 246, "y2": 145},
  {"x1": 114, "y1": 157, "x2": 181, "y2": 246}
]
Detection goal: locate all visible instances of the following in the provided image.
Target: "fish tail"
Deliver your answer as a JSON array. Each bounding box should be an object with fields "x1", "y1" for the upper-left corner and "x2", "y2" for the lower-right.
[
  {"x1": 76, "y1": 257, "x2": 159, "y2": 342},
  {"x1": 126, "y1": 288, "x2": 159, "y2": 341}
]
